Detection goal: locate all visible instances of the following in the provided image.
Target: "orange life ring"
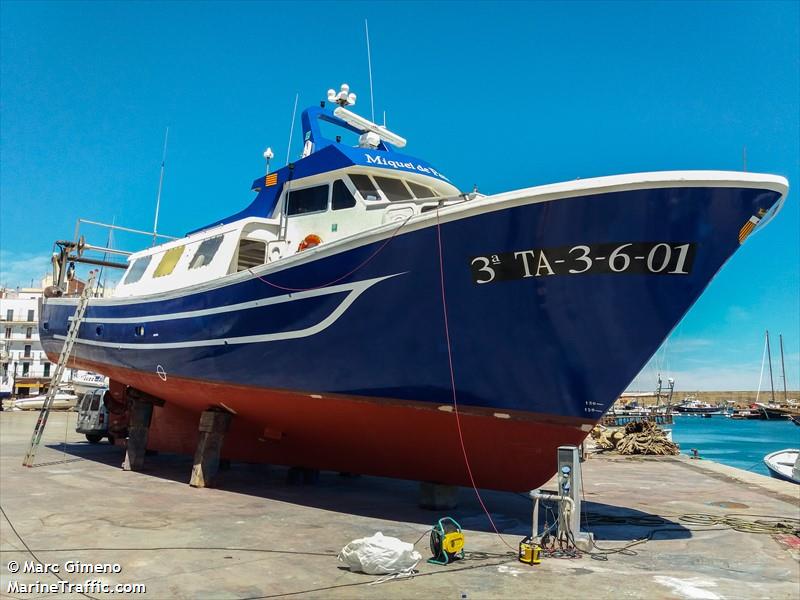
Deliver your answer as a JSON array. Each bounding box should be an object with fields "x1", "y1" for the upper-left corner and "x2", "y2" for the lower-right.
[{"x1": 297, "y1": 234, "x2": 322, "y2": 252}]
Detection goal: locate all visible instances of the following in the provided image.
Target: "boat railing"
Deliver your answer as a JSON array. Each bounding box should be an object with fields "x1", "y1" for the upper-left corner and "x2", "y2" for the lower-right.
[
  {"x1": 49, "y1": 218, "x2": 178, "y2": 297},
  {"x1": 601, "y1": 413, "x2": 674, "y2": 427}
]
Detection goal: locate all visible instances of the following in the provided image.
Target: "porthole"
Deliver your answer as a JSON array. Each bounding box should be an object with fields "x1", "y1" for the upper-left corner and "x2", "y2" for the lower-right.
[
  {"x1": 95, "y1": 325, "x2": 104, "y2": 336},
  {"x1": 134, "y1": 325, "x2": 145, "y2": 337}
]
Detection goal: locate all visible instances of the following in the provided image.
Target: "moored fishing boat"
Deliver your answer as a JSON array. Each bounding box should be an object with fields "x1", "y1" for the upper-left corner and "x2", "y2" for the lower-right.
[{"x1": 38, "y1": 84, "x2": 790, "y2": 491}]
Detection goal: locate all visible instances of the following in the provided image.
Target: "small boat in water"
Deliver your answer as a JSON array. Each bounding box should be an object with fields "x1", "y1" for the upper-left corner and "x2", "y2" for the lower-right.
[
  {"x1": 763, "y1": 449, "x2": 800, "y2": 484},
  {"x1": 673, "y1": 396, "x2": 723, "y2": 415}
]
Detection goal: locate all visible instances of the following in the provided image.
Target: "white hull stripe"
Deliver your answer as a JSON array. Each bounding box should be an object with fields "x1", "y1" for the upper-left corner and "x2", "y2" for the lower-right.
[
  {"x1": 68, "y1": 273, "x2": 402, "y2": 324},
  {"x1": 56, "y1": 273, "x2": 402, "y2": 350}
]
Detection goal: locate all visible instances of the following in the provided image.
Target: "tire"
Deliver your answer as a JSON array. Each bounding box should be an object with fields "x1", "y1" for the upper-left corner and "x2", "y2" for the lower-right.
[{"x1": 86, "y1": 434, "x2": 102, "y2": 444}]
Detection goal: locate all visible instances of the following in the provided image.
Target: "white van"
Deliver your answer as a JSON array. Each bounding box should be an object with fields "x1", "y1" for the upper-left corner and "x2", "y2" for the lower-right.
[{"x1": 76, "y1": 388, "x2": 114, "y2": 444}]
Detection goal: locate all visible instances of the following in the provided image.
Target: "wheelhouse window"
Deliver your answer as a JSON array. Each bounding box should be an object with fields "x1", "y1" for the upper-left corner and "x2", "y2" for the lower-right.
[
  {"x1": 189, "y1": 236, "x2": 223, "y2": 270},
  {"x1": 373, "y1": 176, "x2": 413, "y2": 202},
  {"x1": 154, "y1": 245, "x2": 185, "y2": 278},
  {"x1": 332, "y1": 180, "x2": 356, "y2": 210},
  {"x1": 236, "y1": 239, "x2": 266, "y2": 271},
  {"x1": 407, "y1": 181, "x2": 437, "y2": 199},
  {"x1": 123, "y1": 256, "x2": 152, "y2": 284},
  {"x1": 350, "y1": 174, "x2": 381, "y2": 201},
  {"x1": 287, "y1": 184, "x2": 329, "y2": 216}
]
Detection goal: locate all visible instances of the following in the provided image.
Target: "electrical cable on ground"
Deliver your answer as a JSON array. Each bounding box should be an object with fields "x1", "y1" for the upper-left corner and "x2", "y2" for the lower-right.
[{"x1": 0, "y1": 504, "x2": 100, "y2": 600}]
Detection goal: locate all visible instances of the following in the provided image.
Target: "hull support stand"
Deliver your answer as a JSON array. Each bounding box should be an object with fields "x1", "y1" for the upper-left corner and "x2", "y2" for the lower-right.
[
  {"x1": 190, "y1": 409, "x2": 233, "y2": 488},
  {"x1": 122, "y1": 400, "x2": 154, "y2": 471}
]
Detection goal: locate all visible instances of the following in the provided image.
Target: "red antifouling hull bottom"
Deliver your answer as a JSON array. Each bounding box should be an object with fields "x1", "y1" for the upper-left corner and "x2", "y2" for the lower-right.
[{"x1": 72, "y1": 359, "x2": 594, "y2": 492}]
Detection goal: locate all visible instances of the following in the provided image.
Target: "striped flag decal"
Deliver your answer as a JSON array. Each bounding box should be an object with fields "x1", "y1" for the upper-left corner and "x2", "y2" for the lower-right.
[
  {"x1": 265, "y1": 173, "x2": 278, "y2": 186},
  {"x1": 738, "y1": 216, "x2": 760, "y2": 244}
]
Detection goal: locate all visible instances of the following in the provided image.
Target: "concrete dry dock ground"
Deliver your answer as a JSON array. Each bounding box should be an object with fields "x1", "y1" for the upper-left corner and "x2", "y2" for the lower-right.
[{"x1": 0, "y1": 411, "x2": 798, "y2": 600}]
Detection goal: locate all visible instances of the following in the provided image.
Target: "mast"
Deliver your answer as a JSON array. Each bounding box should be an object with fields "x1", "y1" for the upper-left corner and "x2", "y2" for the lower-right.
[
  {"x1": 779, "y1": 334, "x2": 788, "y2": 403},
  {"x1": 152, "y1": 127, "x2": 169, "y2": 246},
  {"x1": 766, "y1": 330, "x2": 775, "y2": 404}
]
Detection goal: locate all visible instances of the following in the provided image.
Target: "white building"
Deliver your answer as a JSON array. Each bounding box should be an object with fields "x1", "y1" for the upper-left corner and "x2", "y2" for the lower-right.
[{"x1": 0, "y1": 286, "x2": 52, "y2": 397}]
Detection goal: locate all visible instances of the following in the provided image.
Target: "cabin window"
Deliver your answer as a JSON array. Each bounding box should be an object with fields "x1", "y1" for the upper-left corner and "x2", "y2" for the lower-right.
[
  {"x1": 287, "y1": 184, "x2": 329, "y2": 216},
  {"x1": 332, "y1": 180, "x2": 356, "y2": 210},
  {"x1": 373, "y1": 176, "x2": 413, "y2": 202},
  {"x1": 153, "y1": 245, "x2": 185, "y2": 278},
  {"x1": 189, "y1": 236, "x2": 223, "y2": 269},
  {"x1": 350, "y1": 174, "x2": 381, "y2": 201},
  {"x1": 236, "y1": 239, "x2": 266, "y2": 271},
  {"x1": 408, "y1": 181, "x2": 437, "y2": 199},
  {"x1": 123, "y1": 256, "x2": 152, "y2": 284}
]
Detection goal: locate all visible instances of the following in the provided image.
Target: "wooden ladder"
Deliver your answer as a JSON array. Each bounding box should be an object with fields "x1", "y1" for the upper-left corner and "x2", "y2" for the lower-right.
[{"x1": 22, "y1": 272, "x2": 96, "y2": 467}]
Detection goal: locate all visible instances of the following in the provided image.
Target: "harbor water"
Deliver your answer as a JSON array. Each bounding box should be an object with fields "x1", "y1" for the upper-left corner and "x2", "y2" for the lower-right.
[{"x1": 670, "y1": 415, "x2": 800, "y2": 477}]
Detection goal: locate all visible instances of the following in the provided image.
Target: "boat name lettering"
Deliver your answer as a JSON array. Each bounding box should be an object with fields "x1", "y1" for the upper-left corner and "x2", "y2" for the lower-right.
[
  {"x1": 364, "y1": 154, "x2": 450, "y2": 181},
  {"x1": 469, "y1": 242, "x2": 696, "y2": 284}
]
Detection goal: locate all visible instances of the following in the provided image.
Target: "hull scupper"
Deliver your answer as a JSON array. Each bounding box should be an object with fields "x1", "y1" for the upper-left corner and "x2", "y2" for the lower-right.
[{"x1": 40, "y1": 84, "x2": 790, "y2": 491}]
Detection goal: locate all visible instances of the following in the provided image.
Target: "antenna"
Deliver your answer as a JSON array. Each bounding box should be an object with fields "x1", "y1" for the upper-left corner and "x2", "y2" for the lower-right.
[
  {"x1": 365, "y1": 19, "x2": 375, "y2": 122},
  {"x1": 152, "y1": 127, "x2": 169, "y2": 246},
  {"x1": 286, "y1": 93, "x2": 299, "y2": 165}
]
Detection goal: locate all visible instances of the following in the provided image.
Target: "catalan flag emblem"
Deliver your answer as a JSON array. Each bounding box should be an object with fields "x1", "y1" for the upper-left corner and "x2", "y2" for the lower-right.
[
  {"x1": 738, "y1": 215, "x2": 761, "y2": 245},
  {"x1": 265, "y1": 172, "x2": 278, "y2": 187}
]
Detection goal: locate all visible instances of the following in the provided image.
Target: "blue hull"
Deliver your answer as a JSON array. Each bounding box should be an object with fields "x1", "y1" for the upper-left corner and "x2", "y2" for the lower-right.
[{"x1": 40, "y1": 185, "x2": 783, "y2": 423}]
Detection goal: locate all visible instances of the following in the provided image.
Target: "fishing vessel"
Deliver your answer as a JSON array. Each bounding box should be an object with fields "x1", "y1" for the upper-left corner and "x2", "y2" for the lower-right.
[
  {"x1": 38, "y1": 84, "x2": 790, "y2": 491},
  {"x1": 673, "y1": 396, "x2": 723, "y2": 415}
]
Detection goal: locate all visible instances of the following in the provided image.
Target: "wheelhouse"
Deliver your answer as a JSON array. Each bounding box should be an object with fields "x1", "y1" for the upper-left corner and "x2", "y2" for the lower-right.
[{"x1": 114, "y1": 88, "x2": 467, "y2": 298}]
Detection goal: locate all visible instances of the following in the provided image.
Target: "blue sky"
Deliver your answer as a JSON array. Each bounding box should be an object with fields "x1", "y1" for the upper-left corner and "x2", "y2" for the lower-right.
[{"x1": 1, "y1": 1, "x2": 798, "y2": 390}]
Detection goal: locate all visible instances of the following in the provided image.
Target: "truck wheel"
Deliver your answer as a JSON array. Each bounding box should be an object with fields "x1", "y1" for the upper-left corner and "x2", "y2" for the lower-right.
[{"x1": 86, "y1": 434, "x2": 102, "y2": 444}]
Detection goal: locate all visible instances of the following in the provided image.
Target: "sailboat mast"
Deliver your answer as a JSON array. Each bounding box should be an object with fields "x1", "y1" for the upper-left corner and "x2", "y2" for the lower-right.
[
  {"x1": 779, "y1": 334, "x2": 788, "y2": 403},
  {"x1": 766, "y1": 330, "x2": 775, "y2": 404}
]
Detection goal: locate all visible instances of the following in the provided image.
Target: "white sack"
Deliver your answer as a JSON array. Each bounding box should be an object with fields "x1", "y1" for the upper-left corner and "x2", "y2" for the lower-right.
[{"x1": 338, "y1": 532, "x2": 422, "y2": 575}]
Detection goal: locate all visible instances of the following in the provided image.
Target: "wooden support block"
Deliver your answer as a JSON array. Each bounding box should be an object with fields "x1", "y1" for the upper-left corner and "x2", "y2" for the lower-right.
[
  {"x1": 122, "y1": 401, "x2": 154, "y2": 472},
  {"x1": 189, "y1": 410, "x2": 233, "y2": 488}
]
